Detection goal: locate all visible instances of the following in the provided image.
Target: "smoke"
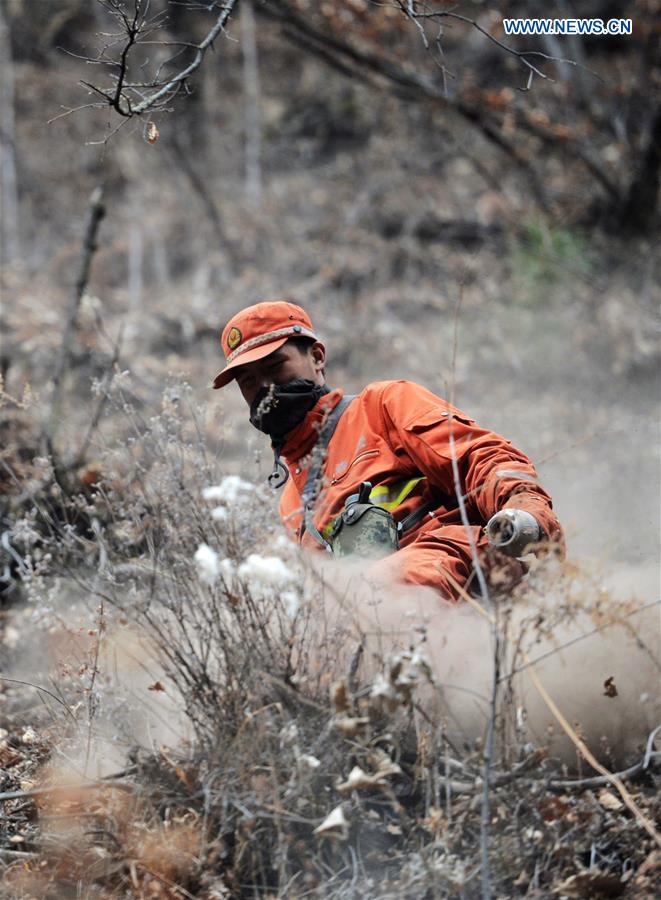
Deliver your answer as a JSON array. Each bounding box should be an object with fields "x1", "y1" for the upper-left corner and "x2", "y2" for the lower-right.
[
  {"x1": 306, "y1": 553, "x2": 660, "y2": 767},
  {"x1": 3, "y1": 583, "x2": 189, "y2": 780},
  {"x1": 4, "y1": 545, "x2": 657, "y2": 787}
]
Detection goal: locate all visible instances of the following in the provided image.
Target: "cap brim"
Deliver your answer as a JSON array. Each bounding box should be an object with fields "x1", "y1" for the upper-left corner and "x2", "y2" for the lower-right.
[{"x1": 212, "y1": 336, "x2": 290, "y2": 389}]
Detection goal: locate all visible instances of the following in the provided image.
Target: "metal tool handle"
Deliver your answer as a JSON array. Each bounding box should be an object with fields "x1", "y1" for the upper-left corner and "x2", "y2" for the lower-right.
[{"x1": 485, "y1": 509, "x2": 541, "y2": 558}]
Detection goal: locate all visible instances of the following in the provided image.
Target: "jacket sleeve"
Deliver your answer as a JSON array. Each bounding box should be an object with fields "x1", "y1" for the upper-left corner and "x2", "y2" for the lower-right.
[{"x1": 380, "y1": 381, "x2": 564, "y2": 547}]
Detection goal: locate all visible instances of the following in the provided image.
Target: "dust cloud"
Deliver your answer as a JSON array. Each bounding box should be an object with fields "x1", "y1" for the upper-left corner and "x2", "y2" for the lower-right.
[
  {"x1": 307, "y1": 554, "x2": 660, "y2": 767},
  {"x1": 2, "y1": 584, "x2": 189, "y2": 780}
]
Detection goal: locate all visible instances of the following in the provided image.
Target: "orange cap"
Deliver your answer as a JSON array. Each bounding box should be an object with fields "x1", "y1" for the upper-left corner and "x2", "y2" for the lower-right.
[{"x1": 212, "y1": 300, "x2": 318, "y2": 389}]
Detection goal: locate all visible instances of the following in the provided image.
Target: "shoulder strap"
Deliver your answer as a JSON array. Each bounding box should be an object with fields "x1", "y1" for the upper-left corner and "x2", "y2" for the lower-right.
[{"x1": 301, "y1": 394, "x2": 356, "y2": 552}]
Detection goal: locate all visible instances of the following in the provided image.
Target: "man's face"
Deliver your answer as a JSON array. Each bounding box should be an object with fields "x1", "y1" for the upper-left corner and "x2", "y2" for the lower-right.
[{"x1": 233, "y1": 340, "x2": 326, "y2": 406}]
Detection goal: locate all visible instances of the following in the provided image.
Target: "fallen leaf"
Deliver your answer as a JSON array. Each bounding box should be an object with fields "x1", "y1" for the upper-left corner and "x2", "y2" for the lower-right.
[
  {"x1": 147, "y1": 681, "x2": 166, "y2": 692},
  {"x1": 636, "y1": 849, "x2": 660, "y2": 877},
  {"x1": 330, "y1": 679, "x2": 349, "y2": 714},
  {"x1": 0, "y1": 741, "x2": 23, "y2": 768},
  {"x1": 337, "y1": 765, "x2": 394, "y2": 794},
  {"x1": 603, "y1": 676, "x2": 618, "y2": 698},
  {"x1": 78, "y1": 464, "x2": 103, "y2": 486},
  {"x1": 598, "y1": 789, "x2": 623, "y2": 812},
  {"x1": 333, "y1": 716, "x2": 370, "y2": 737},
  {"x1": 539, "y1": 795, "x2": 570, "y2": 822},
  {"x1": 513, "y1": 870, "x2": 529, "y2": 888},
  {"x1": 21, "y1": 727, "x2": 38, "y2": 745},
  {"x1": 422, "y1": 807, "x2": 446, "y2": 837},
  {"x1": 173, "y1": 765, "x2": 195, "y2": 790},
  {"x1": 313, "y1": 805, "x2": 349, "y2": 840},
  {"x1": 553, "y1": 871, "x2": 625, "y2": 897}
]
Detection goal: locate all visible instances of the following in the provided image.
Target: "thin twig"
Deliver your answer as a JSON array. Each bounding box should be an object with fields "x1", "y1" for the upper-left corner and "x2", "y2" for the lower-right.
[
  {"x1": 445, "y1": 285, "x2": 496, "y2": 900},
  {"x1": 548, "y1": 751, "x2": 661, "y2": 790},
  {"x1": 0, "y1": 676, "x2": 77, "y2": 724},
  {"x1": 0, "y1": 848, "x2": 39, "y2": 859},
  {"x1": 71, "y1": 322, "x2": 124, "y2": 469},
  {"x1": 84, "y1": 590, "x2": 105, "y2": 776},
  {"x1": 0, "y1": 779, "x2": 135, "y2": 803},
  {"x1": 129, "y1": 1, "x2": 238, "y2": 116},
  {"x1": 523, "y1": 650, "x2": 661, "y2": 846},
  {"x1": 502, "y1": 599, "x2": 661, "y2": 681},
  {"x1": 404, "y1": 6, "x2": 598, "y2": 83}
]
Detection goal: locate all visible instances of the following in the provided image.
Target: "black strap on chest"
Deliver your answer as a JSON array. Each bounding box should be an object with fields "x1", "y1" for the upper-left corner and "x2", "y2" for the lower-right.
[
  {"x1": 397, "y1": 485, "x2": 459, "y2": 536},
  {"x1": 300, "y1": 394, "x2": 356, "y2": 552}
]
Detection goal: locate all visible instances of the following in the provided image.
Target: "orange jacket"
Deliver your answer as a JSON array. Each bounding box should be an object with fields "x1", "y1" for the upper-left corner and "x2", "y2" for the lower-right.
[{"x1": 278, "y1": 380, "x2": 563, "y2": 599}]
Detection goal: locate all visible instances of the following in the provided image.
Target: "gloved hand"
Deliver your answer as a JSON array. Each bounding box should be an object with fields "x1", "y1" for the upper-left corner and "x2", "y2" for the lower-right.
[{"x1": 485, "y1": 509, "x2": 541, "y2": 558}]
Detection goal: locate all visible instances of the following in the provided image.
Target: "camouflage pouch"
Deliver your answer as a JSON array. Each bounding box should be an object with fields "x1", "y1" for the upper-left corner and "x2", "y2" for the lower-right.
[{"x1": 329, "y1": 482, "x2": 399, "y2": 559}]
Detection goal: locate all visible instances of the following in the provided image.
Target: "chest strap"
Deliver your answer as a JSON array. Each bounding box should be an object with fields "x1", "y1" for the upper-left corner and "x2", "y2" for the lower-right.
[{"x1": 300, "y1": 394, "x2": 356, "y2": 552}]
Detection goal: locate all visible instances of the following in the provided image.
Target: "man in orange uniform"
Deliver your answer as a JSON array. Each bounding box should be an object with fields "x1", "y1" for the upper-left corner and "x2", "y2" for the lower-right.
[{"x1": 212, "y1": 300, "x2": 564, "y2": 601}]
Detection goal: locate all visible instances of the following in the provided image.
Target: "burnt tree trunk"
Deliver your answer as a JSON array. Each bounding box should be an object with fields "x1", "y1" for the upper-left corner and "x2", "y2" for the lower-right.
[{"x1": 618, "y1": 104, "x2": 661, "y2": 235}]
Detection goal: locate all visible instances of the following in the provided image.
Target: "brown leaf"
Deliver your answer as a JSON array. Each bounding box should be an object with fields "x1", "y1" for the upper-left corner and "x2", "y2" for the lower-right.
[
  {"x1": 78, "y1": 463, "x2": 103, "y2": 486},
  {"x1": 513, "y1": 870, "x2": 529, "y2": 888},
  {"x1": 539, "y1": 795, "x2": 570, "y2": 822},
  {"x1": 422, "y1": 807, "x2": 446, "y2": 837},
  {"x1": 553, "y1": 871, "x2": 625, "y2": 898},
  {"x1": 147, "y1": 681, "x2": 166, "y2": 692},
  {"x1": 173, "y1": 765, "x2": 195, "y2": 790},
  {"x1": 0, "y1": 741, "x2": 23, "y2": 768},
  {"x1": 333, "y1": 715, "x2": 370, "y2": 737},
  {"x1": 603, "y1": 676, "x2": 618, "y2": 698},
  {"x1": 330, "y1": 679, "x2": 349, "y2": 714},
  {"x1": 637, "y1": 849, "x2": 661, "y2": 877},
  {"x1": 598, "y1": 789, "x2": 623, "y2": 812}
]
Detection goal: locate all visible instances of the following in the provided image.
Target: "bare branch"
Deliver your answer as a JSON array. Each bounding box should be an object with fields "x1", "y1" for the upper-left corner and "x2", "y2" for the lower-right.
[
  {"x1": 0, "y1": 778, "x2": 136, "y2": 803},
  {"x1": 397, "y1": 2, "x2": 599, "y2": 84},
  {"x1": 129, "y1": 0, "x2": 238, "y2": 116},
  {"x1": 73, "y1": 0, "x2": 238, "y2": 122},
  {"x1": 262, "y1": 0, "x2": 549, "y2": 209},
  {"x1": 548, "y1": 751, "x2": 661, "y2": 791}
]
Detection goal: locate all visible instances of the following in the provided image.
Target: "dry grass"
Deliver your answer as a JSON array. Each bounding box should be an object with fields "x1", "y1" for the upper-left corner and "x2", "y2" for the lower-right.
[{"x1": 0, "y1": 388, "x2": 659, "y2": 898}]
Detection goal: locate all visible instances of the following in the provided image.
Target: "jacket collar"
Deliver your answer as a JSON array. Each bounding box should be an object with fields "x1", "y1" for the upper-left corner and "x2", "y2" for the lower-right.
[{"x1": 279, "y1": 388, "x2": 345, "y2": 464}]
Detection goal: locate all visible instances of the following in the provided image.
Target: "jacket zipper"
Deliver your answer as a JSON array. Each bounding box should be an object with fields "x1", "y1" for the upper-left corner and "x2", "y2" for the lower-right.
[{"x1": 330, "y1": 449, "x2": 379, "y2": 485}]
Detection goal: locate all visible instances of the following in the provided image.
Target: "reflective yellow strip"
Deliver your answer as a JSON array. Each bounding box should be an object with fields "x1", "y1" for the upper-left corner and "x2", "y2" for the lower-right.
[{"x1": 369, "y1": 477, "x2": 426, "y2": 511}]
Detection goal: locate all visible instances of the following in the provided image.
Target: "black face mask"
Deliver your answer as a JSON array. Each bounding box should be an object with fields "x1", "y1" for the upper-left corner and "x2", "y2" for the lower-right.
[{"x1": 249, "y1": 379, "x2": 330, "y2": 446}]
